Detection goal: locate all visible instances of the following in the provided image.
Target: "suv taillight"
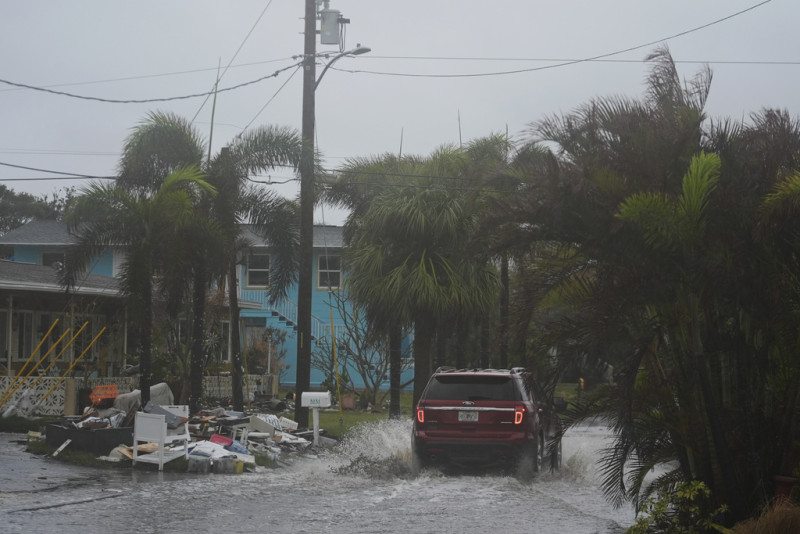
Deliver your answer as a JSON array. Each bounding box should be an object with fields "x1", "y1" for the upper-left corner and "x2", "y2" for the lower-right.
[
  {"x1": 514, "y1": 404, "x2": 526, "y2": 425},
  {"x1": 416, "y1": 408, "x2": 425, "y2": 423}
]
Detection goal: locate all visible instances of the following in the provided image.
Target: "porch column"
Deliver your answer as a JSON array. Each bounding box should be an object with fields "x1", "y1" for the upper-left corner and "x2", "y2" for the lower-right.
[{"x1": 5, "y1": 296, "x2": 11, "y2": 376}]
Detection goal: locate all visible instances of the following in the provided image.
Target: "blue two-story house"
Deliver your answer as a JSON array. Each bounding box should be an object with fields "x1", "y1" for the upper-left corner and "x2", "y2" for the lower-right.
[{"x1": 0, "y1": 219, "x2": 387, "y2": 392}]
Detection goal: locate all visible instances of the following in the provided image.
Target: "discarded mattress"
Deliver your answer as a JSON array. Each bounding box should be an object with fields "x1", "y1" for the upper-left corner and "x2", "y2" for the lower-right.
[{"x1": 113, "y1": 383, "x2": 174, "y2": 413}]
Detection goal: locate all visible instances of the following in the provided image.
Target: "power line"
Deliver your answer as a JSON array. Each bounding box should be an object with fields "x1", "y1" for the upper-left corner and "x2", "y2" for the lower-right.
[
  {"x1": 2, "y1": 52, "x2": 792, "y2": 101},
  {"x1": 0, "y1": 161, "x2": 113, "y2": 179},
  {"x1": 0, "y1": 58, "x2": 293, "y2": 94},
  {"x1": 238, "y1": 65, "x2": 302, "y2": 136},
  {"x1": 191, "y1": 0, "x2": 276, "y2": 123},
  {"x1": 366, "y1": 56, "x2": 800, "y2": 66},
  {"x1": 0, "y1": 62, "x2": 302, "y2": 104},
  {"x1": 0, "y1": 148, "x2": 117, "y2": 157},
  {"x1": 0, "y1": 2, "x2": 777, "y2": 104},
  {"x1": 333, "y1": 0, "x2": 775, "y2": 79},
  {"x1": 0, "y1": 176, "x2": 112, "y2": 182}
]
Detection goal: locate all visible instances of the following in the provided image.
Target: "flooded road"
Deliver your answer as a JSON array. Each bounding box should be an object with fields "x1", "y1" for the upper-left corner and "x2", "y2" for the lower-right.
[{"x1": 0, "y1": 420, "x2": 635, "y2": 534}]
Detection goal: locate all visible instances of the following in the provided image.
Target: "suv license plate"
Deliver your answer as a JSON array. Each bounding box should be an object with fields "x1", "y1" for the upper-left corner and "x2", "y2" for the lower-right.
[{"x1": 458, "y1": 411, "x2": 478, "y2": 422}]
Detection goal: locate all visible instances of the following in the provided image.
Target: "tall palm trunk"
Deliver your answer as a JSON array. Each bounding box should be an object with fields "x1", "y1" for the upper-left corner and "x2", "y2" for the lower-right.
[
  {"x1": 435, "y1": 330, "x2": 447, "y2": 368},
  {"x1": 479, "y1": 320, "x2": 490, "y2": 368},
  {"x1": 412, "y1": 317, "x2": 436, "y2": 407},
  {"x1": 228, "y1": 260, "x2": 244, "y2": 411},
  {"x1": 388, "y1": 325, "x2": 402, "y2": 418},
  {"x1": 499, "y1": 254, "x2": 509, "y2": 369},
  {"x1": 688, "y1": 293, "x2": 744, "y2": 512},
  {"x1": 139, "y1": 283, "x2": 153, "y2": 408},
  {"x1": 189, "y1": 258, "x2": 207, "y2": 414}
]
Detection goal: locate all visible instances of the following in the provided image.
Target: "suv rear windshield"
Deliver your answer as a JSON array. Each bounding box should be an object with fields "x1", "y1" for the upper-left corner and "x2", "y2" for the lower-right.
[{"x1": 423, "y1": 375, "x2": 521, "y2": 402}]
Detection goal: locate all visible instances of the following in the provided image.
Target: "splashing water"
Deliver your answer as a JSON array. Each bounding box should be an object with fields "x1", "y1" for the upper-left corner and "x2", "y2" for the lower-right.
[
  {"x1": 312, "y1": 418, "x2": 636, "y2": 533},
  {"x1": 328, "y1": 418, "x2": 416, "y2": 479}
]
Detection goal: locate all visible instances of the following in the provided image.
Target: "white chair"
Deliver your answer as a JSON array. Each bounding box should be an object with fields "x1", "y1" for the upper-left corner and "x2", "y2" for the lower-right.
[{"x1": 132, "y1": 405, "x2": 190, "y2": 471}]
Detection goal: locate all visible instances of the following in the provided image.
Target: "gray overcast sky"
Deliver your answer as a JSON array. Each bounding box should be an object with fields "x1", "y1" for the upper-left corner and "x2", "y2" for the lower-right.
[{"x1": 1, "y1": 0, "x2": 797, "y2": 225}]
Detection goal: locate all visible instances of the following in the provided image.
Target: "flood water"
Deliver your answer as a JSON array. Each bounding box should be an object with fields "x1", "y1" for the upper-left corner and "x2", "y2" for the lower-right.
[{"x1": 0, "y1": 420, "x2": 635, "y2": 534}]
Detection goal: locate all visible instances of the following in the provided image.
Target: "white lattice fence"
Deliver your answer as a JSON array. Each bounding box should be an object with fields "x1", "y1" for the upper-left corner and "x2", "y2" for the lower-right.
[
  {"x1": 202, "y1": 374, "x2": 276, "y2": 401},
  {"x1": 0, "y1": 374, "x2": 277, "y2": 416},
  {"x1": 0, "y1": 376, "x2": 65, "y2": 416}
]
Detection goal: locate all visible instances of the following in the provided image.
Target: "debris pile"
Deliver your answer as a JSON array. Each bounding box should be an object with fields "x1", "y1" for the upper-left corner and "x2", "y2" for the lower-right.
[{"x1": 43, "y1": 383, "x2": 334, "y2": 472}]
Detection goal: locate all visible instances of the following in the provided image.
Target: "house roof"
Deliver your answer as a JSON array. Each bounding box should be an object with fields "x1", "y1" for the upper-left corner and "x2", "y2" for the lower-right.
[
  {"x1": 240, "y1": 224, "x2": 344, "y2": 249},
  {"x1": 1, "y1": 220, "x2": 345, "y2": 249},
  {"x1": 0, "y1": 259, "x2": 120, "y2": 296},
  {"x1": 0, "y1": 220, "x2": 73, "y2": 246}
]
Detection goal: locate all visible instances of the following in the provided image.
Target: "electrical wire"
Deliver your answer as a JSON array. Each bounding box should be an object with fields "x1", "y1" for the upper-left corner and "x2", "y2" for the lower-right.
[
  {"x1": 364, "y1": 56, "x2": 800, "y2": 66},
  {"x1": 0, "y1": 161, "x2": 113, "y2": 179},
  {"x1": 331, "y1": 0, "x2": 774, "y2": 79},
  {"x1": 0, "y1": 2, "x2": 778, "y2": 103},
  {"x1": 237, "y1": 65, "x2": 302, "y2": 136},
  {"x1": 0, "y1": 176, "x2": 112, "y2": 182},
  {"x1": 0, "y1": 62, "x2": 302, "y2": 104},
  {"x1": 0, "y1": 58, "x2": 293, "y2": 95},
  {"x1": 191, "y1": 0, "x2": 276, "y2": 123}
]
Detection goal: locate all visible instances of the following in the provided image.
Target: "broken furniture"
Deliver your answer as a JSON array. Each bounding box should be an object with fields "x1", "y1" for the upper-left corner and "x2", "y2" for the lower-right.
[
  {"x1": 45, "y1": 420, "x2": 133, "y2": 456},
  {"x1": 132, "y1": 405, "x2": 190, "y2": 471}
]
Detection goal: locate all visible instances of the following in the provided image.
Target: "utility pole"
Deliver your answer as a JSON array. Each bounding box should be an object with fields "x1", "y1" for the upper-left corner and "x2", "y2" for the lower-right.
[{"x1": 294, "y1": 0, "x2": 317, "y2": 428}]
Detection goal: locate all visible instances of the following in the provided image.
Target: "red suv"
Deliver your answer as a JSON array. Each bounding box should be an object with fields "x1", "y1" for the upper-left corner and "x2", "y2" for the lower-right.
[{"x1": 411, "y1": 367, "x2": 562, "y2": 476}]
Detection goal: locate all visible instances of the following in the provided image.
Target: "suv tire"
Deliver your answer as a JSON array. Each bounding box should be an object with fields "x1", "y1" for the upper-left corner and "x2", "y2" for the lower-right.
[
  {"x1": 516, "y1": 432, "x2": 544, "y2": 479},
  {"x1": 410, "y1": 438, "x2": 426, "y2": 475}
]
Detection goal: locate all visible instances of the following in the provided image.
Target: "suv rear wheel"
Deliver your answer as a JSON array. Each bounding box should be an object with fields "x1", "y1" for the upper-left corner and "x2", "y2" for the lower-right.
[
  {"x1": 410, "y1": 438, "x2": 426, "y2": 475},
  {"x1": 516, "y1": 432, "x2": 544, "y2": 479}
]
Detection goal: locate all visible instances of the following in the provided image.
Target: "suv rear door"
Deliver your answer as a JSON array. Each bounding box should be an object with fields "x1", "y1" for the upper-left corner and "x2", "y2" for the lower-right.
[{"x1": 418, "y1": 375, "x2": 525, "y2": 439}]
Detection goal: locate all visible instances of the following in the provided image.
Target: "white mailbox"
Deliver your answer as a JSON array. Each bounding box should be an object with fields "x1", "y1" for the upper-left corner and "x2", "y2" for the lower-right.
[{"x1": 301, "y1": 391, "x2": 332, "y2": 408}]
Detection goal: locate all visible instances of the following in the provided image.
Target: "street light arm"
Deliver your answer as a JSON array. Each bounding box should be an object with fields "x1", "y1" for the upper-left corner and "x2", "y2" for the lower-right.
[{"x1": 314, "y1": 45, "x2": 371, "y2": 90}]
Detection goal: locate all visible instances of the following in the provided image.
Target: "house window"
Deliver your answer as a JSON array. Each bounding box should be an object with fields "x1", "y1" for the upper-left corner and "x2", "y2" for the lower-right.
[
  {"x1": 41, "y1": 251, "x2": 65, "y2": 268},
  {"x1": 73, "y1": 315, "x2": 98, "y2": 362},
  {"x1": 0, "y1": 311, "x2": 6, "y2": 364},
  {"x1": 246, "y1": 253, "x2": 270, "y2": 288},
  {"x1": 318, "y1": 254, "x2": 341, "y2": 289},
  {"x1": 37, "y1": 313, "x2": 63, "y2": 363},
  {"x1": 11, "y1": 311, "x2": 33, "y2": 361}
]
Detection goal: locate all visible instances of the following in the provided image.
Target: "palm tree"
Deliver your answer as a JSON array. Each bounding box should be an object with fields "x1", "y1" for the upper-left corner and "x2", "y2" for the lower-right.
[
  {"x1": 326, "y1": 154, "x2": 422, "y2": 416},
  {"x1": 497, "y1": 46, "x2": 717, "y2": 503},
  {"x1": 330, "y1": 146, "x2": 501, "y2": 406},
  {"x1": 203, "y1": 129, "x2": 301, "y2": 411},
  {"x1": 61, "y1": 167, "x2": 214, "y2": 407},
  {"x1": 116, "y1": 112, "x2": 302, "y2": 411},
  {"x1": 499, "y1": 46, "x2": 800, "y2": 524}
]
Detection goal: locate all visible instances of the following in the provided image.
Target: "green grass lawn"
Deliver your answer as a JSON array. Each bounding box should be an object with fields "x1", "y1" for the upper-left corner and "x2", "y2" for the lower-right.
[
  {"x1": 555, "y1": 383, "x2": 579, "y2": 403},
  {"x1": 314, "y1": 391, "x2": 415, "y2": 440}
]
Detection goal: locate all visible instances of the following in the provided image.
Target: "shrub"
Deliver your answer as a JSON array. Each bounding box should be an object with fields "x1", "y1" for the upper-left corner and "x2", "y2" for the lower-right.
[{"x1": 626, "y1": 480, "x2": 729, "y2": 534}]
